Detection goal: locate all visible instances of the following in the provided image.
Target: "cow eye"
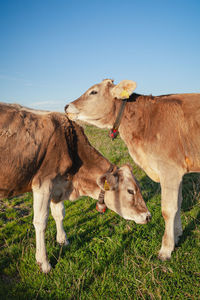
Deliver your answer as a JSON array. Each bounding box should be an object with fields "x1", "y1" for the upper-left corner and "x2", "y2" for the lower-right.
[
  {"x1": 90, "y1": 90, "x2": 98, "y2": 95},
  {"x1": 127, "y1": 189, "x2": 135, "y2": 195}
]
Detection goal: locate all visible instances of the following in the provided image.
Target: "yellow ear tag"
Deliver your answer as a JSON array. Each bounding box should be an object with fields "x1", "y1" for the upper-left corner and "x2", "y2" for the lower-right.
[
  {"x1": 120, "y1": 89, "x2": 130, "y2": 99},
  {"x1": 104, "y1": 179, "x2": 110, "y2": 191}
]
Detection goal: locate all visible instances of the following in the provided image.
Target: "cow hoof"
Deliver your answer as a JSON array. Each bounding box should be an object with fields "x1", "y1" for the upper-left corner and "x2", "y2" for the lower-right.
[
  {"x1": 57, "y1": 233, "x2": 70, "y2": 246},
  {"x1": 58, "y1": 238, "x2": 70, "y2": 246},
  {"x1": 37, "y1": 261, "x2": 51, "y2": 273},
  {"x1": 158, "y1": 251, "x2": 171, "y2": 261}
]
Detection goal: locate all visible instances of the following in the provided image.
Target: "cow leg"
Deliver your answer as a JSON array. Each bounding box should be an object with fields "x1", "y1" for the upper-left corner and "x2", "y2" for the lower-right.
[
  {"x1": 174, "y1": 181, "x2": 183, "y2": 245},
  {"x1": 158, "y1": 173, "x2": 182, "y2": 261},
  {"x1": 33, "y1": 188, "x2": 51, "y2": 273},
  {"x1": 50, "y1": 201, "x2": 69, "y2": 246}
]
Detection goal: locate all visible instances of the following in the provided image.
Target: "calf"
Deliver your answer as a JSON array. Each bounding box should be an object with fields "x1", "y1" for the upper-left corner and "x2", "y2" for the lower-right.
[
  {"x1": 0, "y1": 102, "x2": 150, "y2": 272},
  {"x1": 65, "y1": 79, "x2": 200, "y2": 260}
]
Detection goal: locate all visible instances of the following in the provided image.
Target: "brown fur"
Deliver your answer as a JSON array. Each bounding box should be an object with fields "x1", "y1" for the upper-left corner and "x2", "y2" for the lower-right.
[
  {"x1": 0, "y1": 102, "x2": 152, "y2": 273},
  {"x1": 120, "y1": 93, "x2": 200, "y2": 173},
  {"x1": 0, "y1": 102, "x2": 111, "y2": 199},
  {"x1": 0, "y1": 102, "x2": 149, "y2": 224},
  {"x1": 66, "y1": 86, "x2": 200, "y2": 175},
  {"x1": 66, "y1": 79, "x2": 200, "y2": 260}
]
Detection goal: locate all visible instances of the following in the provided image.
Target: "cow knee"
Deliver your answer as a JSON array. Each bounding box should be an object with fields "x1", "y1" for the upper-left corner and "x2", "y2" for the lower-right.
[
  {"x1": 162, "y1": 205, "x2": 177, "y2": 221},
  {"x1": 50, "y1": 202, "x2": 65, "y2": 221},
  {"x1": 50, "y1": 202, "x2": 68, "y2": 245},
  {"x1": 161, "y1": 208, "x2": 171, "y2": 223},
  {"x1": 33, "y1": 218, "x2": 46, "y2": 229}
]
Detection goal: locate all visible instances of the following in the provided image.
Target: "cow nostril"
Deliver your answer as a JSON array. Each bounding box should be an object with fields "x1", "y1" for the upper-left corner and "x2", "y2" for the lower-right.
[
  {"x1": 65, "y1": 105, "x2": 69, "y2": 112},
  {"x1": 146, "y1": 214, "x2": 152, "y2": 222}
]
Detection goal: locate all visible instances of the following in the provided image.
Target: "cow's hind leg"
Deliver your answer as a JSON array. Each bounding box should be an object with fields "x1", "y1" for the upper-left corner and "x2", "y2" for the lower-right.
[
  {"x1": 158, "y1": 172, "x2": 183, "y2": 261},
  {"x1": 33, "y1": 186, "x2": 51, "y2": 273},
  {"x1": 50, "y1": 201, "x2": 69, "y2": 246}
]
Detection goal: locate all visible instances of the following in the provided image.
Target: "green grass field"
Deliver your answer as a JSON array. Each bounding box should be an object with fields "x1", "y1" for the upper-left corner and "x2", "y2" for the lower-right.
[{"x1": 0, "y1": 125, "x2": 200, "y2": 299}]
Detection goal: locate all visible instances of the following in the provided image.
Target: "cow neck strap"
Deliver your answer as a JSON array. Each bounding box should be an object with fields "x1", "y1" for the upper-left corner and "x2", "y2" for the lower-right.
[
  {"x1": 96, "y1": 164, "x2": 115, "y2": 213},
  {"x1": 109, "y1": 98, "x2": 128, "y2": 140}
]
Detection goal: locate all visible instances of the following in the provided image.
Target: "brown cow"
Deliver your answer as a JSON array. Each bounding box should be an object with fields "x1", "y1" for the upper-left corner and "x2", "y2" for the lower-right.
[
  {"x1": 65, "y1": 79, "x2": 200, "y2": 261},
  {"x1": 0, "y1": 102, "x2": 151, "y2": 273}
]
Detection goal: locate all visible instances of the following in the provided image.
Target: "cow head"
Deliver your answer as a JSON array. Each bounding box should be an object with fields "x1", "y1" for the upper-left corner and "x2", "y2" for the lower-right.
[
  {"x1": 96, "y1": 164, "x2": 151, "y2": 224},
  {"x1": 65, "y1": 79, "x2": 137, "y2": 128}
]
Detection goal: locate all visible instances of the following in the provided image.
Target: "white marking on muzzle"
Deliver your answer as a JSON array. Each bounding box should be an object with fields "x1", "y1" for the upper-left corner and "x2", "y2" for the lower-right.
[
  {"x1": 123, "y1": 211, "x2": 151, "y2": 224},
  {"x1": 66, "y1": 104, "x2": 80, "y2": 114}
]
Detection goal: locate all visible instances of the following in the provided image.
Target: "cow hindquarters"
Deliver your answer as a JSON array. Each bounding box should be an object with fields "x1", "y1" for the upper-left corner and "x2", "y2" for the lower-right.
[
  {"x1": 158, "y1": 172, "x2": 183, "y2": 261},
  {"x1": 50, "y1": 201, "x2": 69, "y2": 245},
  {"x1": 33, "y1": 186, "x2": 51, "y2": 273}
]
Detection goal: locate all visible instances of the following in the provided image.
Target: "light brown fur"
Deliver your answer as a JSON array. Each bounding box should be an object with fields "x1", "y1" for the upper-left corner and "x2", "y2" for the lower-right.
[
  {"x1": 0, "y1": 102, "x2": 150, "y2": 272},
  {"x1": 66, "y1": 79, "x2": 200, "y2": 260}
]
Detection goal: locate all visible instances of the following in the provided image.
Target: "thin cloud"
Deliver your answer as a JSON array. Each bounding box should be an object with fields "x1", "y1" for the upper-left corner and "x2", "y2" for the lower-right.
[
  {"x1": 30, "y1": 101, "x2": 53, "y2": 107},
  {"x1": 30, "y1": 100, "x2": 65, "y2": 112}
]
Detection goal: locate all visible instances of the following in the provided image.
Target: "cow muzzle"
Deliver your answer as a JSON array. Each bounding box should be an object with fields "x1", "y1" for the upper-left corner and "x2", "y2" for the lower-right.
[
  {"x1": 65, "y1": 104, "x2": 79, "y2": 121},
  {"x1": 122, "y1": 211, "x2": 152, "y2": 224},
  {"x1": 137, "y1": 211, "x2": 152, "y2": 224},
  {"x1": 145, "y1": 212, "x2": 152, "y2": 223}
]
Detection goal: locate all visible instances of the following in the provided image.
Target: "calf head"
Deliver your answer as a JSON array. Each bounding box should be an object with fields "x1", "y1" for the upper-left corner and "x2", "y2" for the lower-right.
[
  {"x1": 65, "y1": 79, "x2": 137, "y2": 128},
  {"x1": 97, "y1": 164, "x2": 151, "y2": 224}
]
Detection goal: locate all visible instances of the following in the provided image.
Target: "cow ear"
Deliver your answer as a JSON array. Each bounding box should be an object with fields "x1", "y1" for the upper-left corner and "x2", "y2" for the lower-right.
[
  {"x1": 97, "y1": 173, "x2": 119, "y2": 191},
  {"x1": 97, "y1": 175, "x2": 110, "y2": 191},
  {"x1": 111, "y1": 80, "x2": 137, "y2": 99}
]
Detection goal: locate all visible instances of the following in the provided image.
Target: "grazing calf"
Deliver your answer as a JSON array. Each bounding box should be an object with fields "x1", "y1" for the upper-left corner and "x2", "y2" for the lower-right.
[
  {"x1": 65, "y1": 79, "x2": 200, "y2": 260},
  {"x1": 0, "y1": 103, "x2": 150, "y2": 272}
]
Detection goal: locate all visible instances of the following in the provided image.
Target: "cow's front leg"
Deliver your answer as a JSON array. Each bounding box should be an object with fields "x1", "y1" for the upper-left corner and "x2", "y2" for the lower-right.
[
  {"x1": 50, "y1": 201, "x2": 69, "y2": 246},
  {"x1": 174, "y1": 181, "x2": 183, "y2": 245},
  {"x1": 158, "y1": 174, "x2": 182, "y2": 261},
  {"x1": 33, "y1": 187, "x2": 51, "y2": 273}
]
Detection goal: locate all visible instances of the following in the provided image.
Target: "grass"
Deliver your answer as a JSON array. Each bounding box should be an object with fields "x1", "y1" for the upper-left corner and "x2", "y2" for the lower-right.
[{"x1": 0, "y1": 124, "x2": 200, "y2": 299}]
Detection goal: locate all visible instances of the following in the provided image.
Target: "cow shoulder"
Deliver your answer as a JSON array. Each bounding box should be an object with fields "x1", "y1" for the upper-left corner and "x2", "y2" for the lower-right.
[{"x1": 33, "y1": 113, "x2": 74, "y2": 187}]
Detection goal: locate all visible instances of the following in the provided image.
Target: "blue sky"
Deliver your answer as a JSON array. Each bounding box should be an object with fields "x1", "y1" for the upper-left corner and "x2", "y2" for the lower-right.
[{"x1": 0, "y1": 0, "x2": 200, "y2": 111}]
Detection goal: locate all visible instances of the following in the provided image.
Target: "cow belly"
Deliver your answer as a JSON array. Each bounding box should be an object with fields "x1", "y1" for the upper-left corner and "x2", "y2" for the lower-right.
[
  {"x1": 0, "y1": 185, "x2": 31, "y2": 199},
  {"x1": 0, "y1": 165, "x2": 33, "y2": 198}
]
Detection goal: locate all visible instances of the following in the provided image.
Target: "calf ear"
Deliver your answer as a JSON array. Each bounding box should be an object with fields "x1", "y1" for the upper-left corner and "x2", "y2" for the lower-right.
[
  {"x1": 111, "y1": 80, "x2": 137, "y2": 99},
  {"x1": 97, "y1": 173, "x2": 119, "y2": 191}
]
